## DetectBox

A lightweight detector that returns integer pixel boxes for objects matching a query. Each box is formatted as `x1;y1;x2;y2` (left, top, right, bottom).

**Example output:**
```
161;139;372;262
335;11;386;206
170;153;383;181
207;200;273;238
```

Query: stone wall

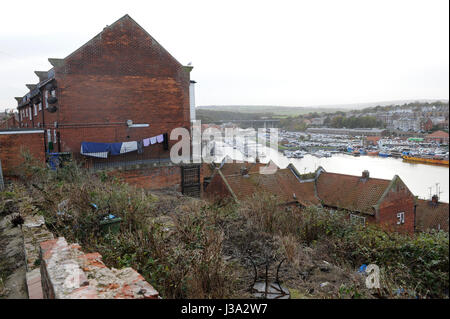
39;237;159;299
20;214;159;299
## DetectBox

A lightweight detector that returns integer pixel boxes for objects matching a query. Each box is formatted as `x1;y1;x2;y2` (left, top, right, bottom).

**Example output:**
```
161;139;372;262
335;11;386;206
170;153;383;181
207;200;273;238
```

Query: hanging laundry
137;140;143;154
120;141;138;154
81;142;110;158
150;136;157;144
109;143;123;156
156;134;164;143
163;133;169;150
143;138;150;147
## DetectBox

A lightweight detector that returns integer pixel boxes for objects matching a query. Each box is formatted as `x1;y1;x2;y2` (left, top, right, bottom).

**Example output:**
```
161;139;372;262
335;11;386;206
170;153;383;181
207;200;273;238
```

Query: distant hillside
197;99;449;116
197;105;351;117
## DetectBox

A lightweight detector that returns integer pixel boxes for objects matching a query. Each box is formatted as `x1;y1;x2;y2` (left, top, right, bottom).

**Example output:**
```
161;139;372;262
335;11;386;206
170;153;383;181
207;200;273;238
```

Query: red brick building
315;169;416;234
0;112;19;129
205;164;421;234
425;131;449;144
204;162;320;207
14;15;193;165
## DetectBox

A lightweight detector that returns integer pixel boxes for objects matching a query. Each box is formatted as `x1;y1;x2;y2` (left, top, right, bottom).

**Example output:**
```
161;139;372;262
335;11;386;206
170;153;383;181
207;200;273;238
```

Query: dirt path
0;214;27;299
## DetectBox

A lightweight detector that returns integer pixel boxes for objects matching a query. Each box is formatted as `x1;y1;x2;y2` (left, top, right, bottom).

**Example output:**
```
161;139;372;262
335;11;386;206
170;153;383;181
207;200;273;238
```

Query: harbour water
215;142;450;203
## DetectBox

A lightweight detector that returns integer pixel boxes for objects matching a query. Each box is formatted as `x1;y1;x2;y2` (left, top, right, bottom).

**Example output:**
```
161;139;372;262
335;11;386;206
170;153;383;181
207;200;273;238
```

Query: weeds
1;154;448;299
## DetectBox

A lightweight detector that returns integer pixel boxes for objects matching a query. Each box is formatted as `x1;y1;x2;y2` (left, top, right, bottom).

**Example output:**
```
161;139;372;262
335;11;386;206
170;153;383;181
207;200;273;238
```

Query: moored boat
402;155;449;166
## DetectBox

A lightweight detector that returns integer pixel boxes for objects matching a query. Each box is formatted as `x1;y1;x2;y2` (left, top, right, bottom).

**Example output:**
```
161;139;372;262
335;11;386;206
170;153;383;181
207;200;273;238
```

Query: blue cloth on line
81;142;110;153
110;143;123;155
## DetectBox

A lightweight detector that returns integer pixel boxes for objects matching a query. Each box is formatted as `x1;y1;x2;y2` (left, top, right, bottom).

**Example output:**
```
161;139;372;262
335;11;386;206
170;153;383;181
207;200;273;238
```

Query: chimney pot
362;170;370;179
431;195;439;205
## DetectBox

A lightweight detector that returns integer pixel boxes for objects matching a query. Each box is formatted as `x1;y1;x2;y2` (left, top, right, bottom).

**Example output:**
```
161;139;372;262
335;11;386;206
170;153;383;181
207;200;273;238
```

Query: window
51;90;56;97
29;107;32;120
34;104;37;116
53;130;57;144
350;214;366;226
38;102;42;111
45;90;48;108
397;212;405;225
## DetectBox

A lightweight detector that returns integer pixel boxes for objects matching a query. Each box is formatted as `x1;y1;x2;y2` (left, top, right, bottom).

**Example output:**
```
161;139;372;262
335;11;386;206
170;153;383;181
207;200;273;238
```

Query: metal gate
181;164;201;197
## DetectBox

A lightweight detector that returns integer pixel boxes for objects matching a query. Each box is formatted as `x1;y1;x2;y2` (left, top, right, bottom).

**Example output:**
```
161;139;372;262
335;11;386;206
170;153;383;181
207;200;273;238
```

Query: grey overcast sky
0;0;448;112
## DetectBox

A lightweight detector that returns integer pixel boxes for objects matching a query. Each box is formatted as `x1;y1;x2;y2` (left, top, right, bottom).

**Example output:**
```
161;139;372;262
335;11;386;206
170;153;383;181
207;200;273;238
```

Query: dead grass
1;155;447;299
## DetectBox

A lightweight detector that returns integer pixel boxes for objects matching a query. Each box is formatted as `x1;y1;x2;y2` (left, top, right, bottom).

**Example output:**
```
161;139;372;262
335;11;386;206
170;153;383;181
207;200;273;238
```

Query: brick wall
0;130;45;176
377;178;416;234
109;164;182;191
16;15;191;160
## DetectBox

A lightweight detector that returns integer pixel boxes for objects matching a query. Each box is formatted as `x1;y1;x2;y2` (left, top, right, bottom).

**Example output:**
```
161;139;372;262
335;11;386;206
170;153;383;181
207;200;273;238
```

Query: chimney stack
362;170;370;179
240;166;249;177
431;195;439;205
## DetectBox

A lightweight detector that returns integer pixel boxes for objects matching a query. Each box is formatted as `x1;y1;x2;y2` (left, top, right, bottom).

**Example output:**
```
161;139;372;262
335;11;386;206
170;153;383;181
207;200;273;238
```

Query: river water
215;142;450;203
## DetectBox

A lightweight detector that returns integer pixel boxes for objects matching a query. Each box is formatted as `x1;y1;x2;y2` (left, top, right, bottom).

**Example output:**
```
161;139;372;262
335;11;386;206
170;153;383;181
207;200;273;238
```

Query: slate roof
415;199;449;232
316;171;392;215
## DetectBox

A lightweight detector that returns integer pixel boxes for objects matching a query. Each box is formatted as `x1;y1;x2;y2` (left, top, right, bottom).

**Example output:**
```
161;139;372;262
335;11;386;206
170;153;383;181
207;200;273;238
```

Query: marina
214;135;450;203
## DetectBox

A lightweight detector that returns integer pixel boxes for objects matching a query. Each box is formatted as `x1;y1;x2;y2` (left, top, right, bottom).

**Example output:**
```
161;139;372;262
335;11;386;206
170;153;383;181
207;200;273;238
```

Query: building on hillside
204;162;320;207
0;112;19;129
425;131;449;144
205;163;426;234
392;117;421;132
306;127;387;136
310;117;325;126
315;169;416;234
415;195;449;232
421;118;433;132
14;14;194;168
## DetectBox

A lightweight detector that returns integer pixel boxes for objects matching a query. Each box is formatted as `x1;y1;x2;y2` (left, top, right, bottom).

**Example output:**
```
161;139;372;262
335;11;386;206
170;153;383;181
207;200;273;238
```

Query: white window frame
350;214;366;226
38;102;42;111
53;129;57;144
397;212;405;225
29;107;32;120
45;90;49;108
34;104;37;116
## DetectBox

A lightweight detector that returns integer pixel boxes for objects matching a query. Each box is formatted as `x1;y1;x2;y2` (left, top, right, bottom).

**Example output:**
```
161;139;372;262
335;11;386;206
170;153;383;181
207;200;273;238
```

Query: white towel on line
120;141;138;154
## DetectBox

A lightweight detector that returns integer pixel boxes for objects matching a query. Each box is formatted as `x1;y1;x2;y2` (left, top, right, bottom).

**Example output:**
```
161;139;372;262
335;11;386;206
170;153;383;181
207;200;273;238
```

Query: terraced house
204;162;447;234
14;14;195;167
2;14;202;193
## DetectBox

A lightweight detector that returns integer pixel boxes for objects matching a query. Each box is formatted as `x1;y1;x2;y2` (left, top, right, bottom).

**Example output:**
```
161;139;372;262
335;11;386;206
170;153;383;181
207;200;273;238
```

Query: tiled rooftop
316;171;391;215
415;199;449;232
224;168;320;206
426;130;449;138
